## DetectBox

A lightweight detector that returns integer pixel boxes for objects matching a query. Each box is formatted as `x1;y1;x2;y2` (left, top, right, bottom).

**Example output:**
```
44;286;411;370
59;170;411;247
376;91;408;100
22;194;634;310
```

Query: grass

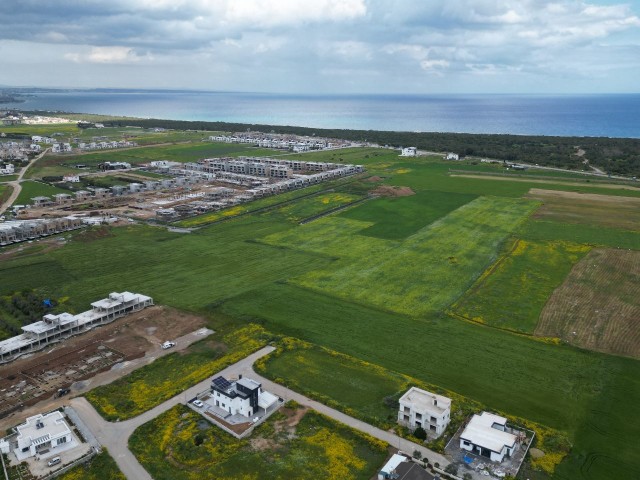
450;239;591;333
257;339;570;473
129;404;388;480
262;196;538;316
339;190;477;240
56;449;125;480
220;282;640;479
0;184;12;206
0;175;19;182
13;180;71;205
86;324;270;420
518;219;640;250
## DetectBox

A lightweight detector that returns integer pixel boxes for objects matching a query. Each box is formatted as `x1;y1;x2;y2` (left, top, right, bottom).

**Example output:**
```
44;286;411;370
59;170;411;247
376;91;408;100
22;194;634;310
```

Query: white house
63;175;81;183
459;412;518;463
378;454;434;480
400;147;417;157
398;387;451;437
445;152;460;160
11;411;76;461
210;376;279;418
0;163;15;174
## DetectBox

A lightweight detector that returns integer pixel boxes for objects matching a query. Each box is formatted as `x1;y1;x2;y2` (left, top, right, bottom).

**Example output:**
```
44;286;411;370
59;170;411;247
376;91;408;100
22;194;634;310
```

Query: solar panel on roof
212;376;231;390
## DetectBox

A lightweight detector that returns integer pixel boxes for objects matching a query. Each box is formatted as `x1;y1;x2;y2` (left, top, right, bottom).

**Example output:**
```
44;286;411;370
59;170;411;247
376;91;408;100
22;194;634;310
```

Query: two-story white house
398;387;451;437
459;412;518;463
210;375;278;418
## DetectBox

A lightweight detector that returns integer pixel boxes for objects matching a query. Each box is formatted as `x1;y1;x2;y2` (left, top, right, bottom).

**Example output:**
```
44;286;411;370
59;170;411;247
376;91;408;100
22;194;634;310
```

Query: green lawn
263;196;538;316
13;180;71;205
129;404;388;480
451;238;591;333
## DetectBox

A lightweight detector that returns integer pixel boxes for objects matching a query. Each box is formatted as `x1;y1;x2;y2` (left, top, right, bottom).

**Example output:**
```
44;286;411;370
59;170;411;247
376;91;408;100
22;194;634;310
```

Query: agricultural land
1;119;639;480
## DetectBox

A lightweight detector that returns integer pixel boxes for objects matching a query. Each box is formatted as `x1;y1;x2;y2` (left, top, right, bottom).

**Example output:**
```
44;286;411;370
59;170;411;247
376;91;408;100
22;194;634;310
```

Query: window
415;413;422;420
430;416;437;423
463;441;470;446
57;437;67;445
404;407;410;414
404;415;410;421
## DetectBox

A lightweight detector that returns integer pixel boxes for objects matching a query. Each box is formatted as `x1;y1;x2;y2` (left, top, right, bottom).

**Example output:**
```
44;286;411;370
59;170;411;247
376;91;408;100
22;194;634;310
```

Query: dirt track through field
536;249;640;359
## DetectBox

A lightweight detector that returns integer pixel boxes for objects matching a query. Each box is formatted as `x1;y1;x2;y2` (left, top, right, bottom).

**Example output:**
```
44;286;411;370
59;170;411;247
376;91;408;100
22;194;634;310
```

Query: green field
13;180;71;205
263;196;537;316
129;404;388;480
451;239;591;332
57;450;125;480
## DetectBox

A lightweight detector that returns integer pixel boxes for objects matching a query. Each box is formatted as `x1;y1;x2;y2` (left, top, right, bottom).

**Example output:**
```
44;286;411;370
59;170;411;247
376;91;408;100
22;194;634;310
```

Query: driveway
0;147;50;215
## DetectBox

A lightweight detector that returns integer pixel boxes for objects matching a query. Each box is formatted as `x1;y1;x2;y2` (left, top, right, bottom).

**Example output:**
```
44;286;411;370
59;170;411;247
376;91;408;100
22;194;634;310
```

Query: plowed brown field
536;248;640;359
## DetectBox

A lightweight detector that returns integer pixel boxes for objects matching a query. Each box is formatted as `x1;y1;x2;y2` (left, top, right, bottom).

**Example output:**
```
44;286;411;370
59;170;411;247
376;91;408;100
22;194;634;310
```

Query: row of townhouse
0;142;30;161
52;143;72;153
31;136;56;144
78;140;137;151
0;216;84;246
0;292;153;364
209;133;350;150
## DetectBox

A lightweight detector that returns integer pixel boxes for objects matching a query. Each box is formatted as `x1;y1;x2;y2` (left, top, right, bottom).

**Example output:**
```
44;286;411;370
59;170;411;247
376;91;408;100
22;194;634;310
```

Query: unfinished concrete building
0;292;154;364
0;217;84;246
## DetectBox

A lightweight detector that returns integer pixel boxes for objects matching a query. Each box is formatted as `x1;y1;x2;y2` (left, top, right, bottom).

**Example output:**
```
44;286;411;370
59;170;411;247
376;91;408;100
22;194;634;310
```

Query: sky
1;0;639;94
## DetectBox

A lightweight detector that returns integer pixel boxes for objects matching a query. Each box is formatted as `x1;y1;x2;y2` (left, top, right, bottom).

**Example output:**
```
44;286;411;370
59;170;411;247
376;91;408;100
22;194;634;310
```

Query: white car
192;399;204;408
161;341;176;349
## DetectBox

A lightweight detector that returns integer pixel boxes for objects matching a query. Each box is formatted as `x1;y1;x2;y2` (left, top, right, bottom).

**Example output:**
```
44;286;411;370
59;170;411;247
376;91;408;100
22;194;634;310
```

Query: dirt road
0;147;50;215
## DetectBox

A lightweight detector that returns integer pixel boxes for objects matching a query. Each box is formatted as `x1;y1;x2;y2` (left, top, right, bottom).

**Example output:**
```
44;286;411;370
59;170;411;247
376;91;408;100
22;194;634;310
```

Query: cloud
65;46;148;64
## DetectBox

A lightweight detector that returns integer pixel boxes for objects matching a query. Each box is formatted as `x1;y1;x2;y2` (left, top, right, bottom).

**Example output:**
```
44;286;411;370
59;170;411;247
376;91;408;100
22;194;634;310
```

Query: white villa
445;152;460;160
400;147;417;157
459;412;518;463
398;387;451;437
0;411;76;461
210;375;279;418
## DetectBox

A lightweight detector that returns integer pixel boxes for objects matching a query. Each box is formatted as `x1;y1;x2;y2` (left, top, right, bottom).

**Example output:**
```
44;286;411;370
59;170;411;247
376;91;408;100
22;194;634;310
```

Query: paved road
68;345;449;479
0;148;50;215
243;367;451;467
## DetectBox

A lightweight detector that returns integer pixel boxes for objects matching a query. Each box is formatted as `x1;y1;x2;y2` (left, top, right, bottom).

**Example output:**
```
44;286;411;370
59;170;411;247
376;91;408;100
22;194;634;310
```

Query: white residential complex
0;292;153;364
398;387;451;437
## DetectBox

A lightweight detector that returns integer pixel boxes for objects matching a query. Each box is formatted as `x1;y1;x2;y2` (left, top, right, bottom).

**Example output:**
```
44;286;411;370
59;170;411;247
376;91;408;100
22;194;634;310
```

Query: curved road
70;345;449;479
0;147;50;215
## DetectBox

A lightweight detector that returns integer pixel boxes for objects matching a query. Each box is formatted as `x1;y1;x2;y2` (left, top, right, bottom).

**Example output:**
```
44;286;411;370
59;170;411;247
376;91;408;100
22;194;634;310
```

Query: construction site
0;306;208;422
13;157;364;223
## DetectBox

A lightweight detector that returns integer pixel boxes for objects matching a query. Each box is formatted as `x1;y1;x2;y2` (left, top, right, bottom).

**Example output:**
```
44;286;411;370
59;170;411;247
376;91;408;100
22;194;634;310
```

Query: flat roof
460;412;516;453
16;411;70;443
380;454;406;474
399;387;451;415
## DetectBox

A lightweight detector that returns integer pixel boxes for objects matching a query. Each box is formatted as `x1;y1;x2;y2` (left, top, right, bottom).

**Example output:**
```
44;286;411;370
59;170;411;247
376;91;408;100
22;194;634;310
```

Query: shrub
444;463;458;475
414;426;427;440
412;449;422;460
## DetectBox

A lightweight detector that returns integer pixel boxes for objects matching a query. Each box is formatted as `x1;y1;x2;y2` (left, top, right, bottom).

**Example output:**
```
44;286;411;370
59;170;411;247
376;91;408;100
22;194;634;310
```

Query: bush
413;449;422;460
444;463;458;475
463;474;472;480
414;426;427;440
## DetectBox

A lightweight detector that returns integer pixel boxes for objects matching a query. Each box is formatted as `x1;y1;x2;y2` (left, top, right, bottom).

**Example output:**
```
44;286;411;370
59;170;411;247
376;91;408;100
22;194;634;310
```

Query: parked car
54;388;71;398
47;457;61;467
192;399;204;408
161;341;176;349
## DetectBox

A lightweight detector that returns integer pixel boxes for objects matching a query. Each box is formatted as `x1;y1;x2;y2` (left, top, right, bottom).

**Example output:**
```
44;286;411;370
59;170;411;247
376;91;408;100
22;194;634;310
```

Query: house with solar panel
210;375;279;418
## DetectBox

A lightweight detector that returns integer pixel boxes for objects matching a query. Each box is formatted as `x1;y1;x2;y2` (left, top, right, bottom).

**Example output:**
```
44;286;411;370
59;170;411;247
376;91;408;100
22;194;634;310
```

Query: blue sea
6;90;640;138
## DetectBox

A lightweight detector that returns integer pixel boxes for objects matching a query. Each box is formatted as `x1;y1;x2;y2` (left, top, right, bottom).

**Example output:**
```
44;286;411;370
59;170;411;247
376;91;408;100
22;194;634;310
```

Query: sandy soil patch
371;185;415;197
536;249;640;359
366;176;383;182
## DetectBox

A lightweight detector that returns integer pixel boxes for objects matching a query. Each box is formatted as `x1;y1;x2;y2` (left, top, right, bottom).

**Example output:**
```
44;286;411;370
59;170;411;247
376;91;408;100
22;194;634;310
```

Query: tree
413;449;422;460
463;474;472;480
414;426;427;440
